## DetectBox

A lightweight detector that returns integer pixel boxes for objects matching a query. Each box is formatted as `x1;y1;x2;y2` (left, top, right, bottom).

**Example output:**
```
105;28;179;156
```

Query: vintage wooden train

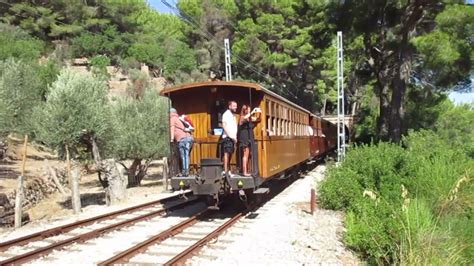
161;81;337;206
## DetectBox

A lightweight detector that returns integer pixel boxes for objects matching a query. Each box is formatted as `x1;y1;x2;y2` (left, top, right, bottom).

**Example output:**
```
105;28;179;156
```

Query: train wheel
204;194;218;209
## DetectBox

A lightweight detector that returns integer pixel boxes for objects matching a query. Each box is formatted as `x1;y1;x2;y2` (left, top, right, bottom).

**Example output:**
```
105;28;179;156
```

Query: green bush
434;102;474;158
319;167;363;210
71;25;130;58
319;132;473;264
320;142;408;210
90;55;111;79
36;59;61;99
107;89;168;160
345;200;403;264
0;59;43;136
0;24;44;60
106;89;169;187
33;69;110;152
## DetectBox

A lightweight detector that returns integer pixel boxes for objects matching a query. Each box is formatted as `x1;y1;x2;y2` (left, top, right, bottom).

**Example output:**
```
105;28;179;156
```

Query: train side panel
260;95;311;178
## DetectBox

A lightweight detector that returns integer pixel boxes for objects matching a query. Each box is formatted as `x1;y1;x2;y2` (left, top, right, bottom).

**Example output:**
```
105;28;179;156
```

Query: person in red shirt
170;108;193;176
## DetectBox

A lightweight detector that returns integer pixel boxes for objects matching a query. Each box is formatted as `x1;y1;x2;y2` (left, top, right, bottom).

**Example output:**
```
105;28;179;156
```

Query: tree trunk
89;135;127;205
127;159;141;187
102;159;127;206
389;66;408;142
321;98;327;116
376;80;391;141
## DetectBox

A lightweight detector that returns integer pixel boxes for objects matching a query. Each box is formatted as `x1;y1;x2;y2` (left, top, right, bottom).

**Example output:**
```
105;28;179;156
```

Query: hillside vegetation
0;1;472;260
320;103;473;264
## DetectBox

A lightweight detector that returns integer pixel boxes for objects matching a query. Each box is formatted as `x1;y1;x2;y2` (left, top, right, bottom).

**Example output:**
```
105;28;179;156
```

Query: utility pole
336;31;346;163
224;38;232;81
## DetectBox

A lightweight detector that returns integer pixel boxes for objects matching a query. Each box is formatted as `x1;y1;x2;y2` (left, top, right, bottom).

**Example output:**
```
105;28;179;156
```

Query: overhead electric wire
162;0;300;100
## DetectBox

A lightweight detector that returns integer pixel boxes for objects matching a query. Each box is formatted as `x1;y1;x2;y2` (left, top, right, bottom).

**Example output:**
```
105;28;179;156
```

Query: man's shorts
222;137;235;154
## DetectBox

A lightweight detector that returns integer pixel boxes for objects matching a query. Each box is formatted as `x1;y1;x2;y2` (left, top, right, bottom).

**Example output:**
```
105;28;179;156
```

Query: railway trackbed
99;179;294;265
0;192;199;265
0;173;301;265
98;207;244;265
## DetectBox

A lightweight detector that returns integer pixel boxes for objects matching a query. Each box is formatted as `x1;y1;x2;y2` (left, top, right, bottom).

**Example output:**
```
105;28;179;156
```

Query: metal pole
224;38;232;81
336;31;346;163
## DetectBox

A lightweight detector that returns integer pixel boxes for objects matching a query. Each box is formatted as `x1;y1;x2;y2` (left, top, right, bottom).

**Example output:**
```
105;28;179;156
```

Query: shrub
106;89;169;187
319;132;472;264
33;69;110;152
71;25;131;58
320;142;408;210
0;59;43;136
0;24;44;60
319;167;363;210
345;200;403;264
36;59;61;99
434;102;474;158
90;55;111;79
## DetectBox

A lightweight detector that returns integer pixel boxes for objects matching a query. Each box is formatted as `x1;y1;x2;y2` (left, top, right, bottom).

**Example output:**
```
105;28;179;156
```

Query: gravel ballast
189;165;360;265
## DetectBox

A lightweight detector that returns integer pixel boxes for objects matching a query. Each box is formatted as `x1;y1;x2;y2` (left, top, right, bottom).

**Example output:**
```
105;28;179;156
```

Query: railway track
1;168;307;265
99;178;295;265
0;192;199;265
98;208;244;265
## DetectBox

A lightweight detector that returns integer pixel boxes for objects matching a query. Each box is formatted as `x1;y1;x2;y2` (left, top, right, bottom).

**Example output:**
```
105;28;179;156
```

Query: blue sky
148;0;175;14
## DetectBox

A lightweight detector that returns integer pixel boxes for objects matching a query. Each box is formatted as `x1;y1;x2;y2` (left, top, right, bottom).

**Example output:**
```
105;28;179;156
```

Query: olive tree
34;69;127;205
0;59;44;159
0;59;43;136
108;89;169;187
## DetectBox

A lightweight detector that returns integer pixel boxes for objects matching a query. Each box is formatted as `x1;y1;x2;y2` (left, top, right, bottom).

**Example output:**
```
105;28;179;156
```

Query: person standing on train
170;108;193;177
222;101;238;177
238;105;260;176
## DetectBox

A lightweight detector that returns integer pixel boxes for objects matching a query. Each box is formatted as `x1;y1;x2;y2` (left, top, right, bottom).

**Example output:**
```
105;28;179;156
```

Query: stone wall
0;166;68;227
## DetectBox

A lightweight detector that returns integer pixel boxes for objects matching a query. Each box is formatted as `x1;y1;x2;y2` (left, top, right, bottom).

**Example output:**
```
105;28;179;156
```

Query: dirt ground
0;136;168;235
0;136;58;194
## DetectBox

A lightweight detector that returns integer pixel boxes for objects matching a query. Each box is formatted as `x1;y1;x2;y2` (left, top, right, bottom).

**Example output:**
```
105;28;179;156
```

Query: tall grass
319;130;473;264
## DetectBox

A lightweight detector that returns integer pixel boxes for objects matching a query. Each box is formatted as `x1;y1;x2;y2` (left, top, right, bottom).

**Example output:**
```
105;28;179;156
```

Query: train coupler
179;188;188;201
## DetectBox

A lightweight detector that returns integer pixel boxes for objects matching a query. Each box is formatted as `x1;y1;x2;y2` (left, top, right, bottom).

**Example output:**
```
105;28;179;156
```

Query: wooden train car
160;81;337;204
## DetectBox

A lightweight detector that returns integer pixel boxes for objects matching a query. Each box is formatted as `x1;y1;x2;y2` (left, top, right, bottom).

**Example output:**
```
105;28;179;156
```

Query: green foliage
89;55;111;79
0;24;44;60
34;69;110;151
319;130;473;264
71;25;131;58
127;40;164;67
434;102;474;157
318;167;363;210
0;59;43;136
353;83;379;143
412;4;473;87
163;40;196;76
36;59;61;98
107;90;169;160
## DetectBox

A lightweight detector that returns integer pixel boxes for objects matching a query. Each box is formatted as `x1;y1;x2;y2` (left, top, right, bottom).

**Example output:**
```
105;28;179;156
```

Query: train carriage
160;81;336;205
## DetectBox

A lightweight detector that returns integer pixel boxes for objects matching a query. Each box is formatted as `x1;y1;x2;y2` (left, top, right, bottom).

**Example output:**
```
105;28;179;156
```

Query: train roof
160;80;313;114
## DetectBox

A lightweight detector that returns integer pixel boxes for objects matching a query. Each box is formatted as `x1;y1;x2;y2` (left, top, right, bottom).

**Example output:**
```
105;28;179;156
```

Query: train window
272;117;276;135
267;116;272;136
277;118;282;136
210;98;227;133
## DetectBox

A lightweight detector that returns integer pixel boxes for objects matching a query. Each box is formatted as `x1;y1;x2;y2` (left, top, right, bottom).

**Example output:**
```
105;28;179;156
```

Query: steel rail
164;211;244;265
0;196;198;265
98;209;212;265
0;192;192;252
